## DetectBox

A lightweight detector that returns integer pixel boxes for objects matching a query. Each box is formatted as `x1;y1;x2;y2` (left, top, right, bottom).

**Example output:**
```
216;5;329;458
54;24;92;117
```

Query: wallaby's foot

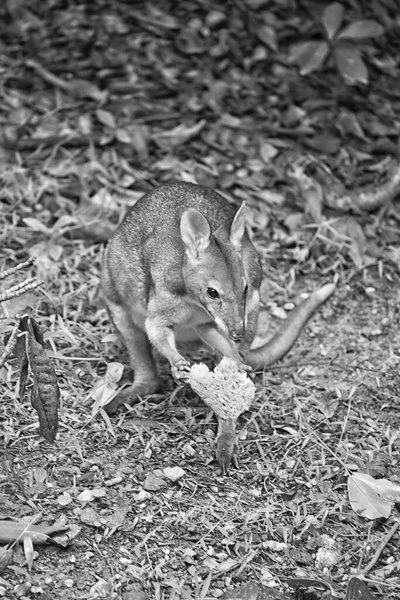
171;358;191;383
104;381;162;414
216;432;240;475
103;386;137;414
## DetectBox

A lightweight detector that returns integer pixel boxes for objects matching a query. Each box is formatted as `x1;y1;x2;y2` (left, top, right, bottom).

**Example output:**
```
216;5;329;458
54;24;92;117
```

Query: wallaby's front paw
238;362;255;380
171;358;191;383
238;362;252;373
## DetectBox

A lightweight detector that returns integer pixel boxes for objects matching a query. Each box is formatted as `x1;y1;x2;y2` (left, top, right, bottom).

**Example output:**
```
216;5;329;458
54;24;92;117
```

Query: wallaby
101;182;335;470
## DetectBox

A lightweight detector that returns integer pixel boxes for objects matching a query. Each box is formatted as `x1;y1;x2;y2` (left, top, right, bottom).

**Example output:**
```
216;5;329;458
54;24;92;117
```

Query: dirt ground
1;2;400;599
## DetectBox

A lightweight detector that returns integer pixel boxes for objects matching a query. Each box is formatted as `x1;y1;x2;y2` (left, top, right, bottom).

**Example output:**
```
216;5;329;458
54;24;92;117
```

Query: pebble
80;461;92;472
283;302;295;311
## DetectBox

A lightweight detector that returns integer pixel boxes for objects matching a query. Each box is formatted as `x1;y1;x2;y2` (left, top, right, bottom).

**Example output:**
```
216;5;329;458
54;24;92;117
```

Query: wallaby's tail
247;282;336;370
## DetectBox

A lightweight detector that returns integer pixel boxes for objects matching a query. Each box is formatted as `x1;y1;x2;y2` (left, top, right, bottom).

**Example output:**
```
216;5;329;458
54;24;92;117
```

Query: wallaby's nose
229;328;244;343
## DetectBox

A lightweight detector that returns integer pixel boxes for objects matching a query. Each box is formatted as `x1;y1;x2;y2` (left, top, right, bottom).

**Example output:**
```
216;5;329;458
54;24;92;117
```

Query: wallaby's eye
207;288;220;299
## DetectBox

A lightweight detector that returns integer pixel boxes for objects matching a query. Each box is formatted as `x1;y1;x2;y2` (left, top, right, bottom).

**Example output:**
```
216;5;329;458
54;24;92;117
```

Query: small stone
163;467;186;482
80;461;92;472
283;302;295;311
143;473;166;492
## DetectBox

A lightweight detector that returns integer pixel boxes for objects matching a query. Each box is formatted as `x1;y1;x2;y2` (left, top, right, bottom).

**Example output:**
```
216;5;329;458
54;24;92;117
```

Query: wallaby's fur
101;182;335;470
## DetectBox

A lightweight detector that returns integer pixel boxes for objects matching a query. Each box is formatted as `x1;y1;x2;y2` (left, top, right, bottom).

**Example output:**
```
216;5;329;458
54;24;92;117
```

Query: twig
1;134;94;151
26;59;71;92
361;520;400;576
0;257;35;281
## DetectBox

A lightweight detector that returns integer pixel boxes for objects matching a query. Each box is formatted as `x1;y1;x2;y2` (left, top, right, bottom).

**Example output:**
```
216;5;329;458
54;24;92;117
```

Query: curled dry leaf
13;315;60;441
288;159;400;213
90;361;125;415
153;120;206;150
25;322;60;441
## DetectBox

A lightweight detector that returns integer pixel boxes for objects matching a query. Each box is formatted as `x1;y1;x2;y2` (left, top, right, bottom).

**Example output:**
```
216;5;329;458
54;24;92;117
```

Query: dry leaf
16;316;60;441
23;533;34;572
348;472;400;519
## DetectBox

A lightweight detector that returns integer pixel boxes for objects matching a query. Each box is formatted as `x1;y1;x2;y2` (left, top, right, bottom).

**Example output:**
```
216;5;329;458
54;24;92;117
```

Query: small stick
361;520;400;576
0;257;35;281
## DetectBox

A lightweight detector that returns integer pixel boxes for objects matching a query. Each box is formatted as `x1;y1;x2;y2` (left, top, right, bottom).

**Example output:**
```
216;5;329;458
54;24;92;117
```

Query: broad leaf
353;473;400;498
289;41;329;75
347;472;400;519
338;20;384;40
322;2;344;40
334;46;368;84
346;577;378;600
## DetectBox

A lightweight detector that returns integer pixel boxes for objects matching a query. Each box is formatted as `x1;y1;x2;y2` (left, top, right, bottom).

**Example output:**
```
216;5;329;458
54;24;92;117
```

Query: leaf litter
0;1;400;599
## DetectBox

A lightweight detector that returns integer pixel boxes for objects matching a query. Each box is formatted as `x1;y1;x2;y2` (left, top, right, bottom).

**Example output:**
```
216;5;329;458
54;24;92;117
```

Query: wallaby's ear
180;209;211;258
230;202;246;247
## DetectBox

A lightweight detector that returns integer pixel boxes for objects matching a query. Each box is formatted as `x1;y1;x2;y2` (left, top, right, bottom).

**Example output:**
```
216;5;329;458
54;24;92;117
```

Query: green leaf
255;24;278;51
115;127;132;144
337;20;384;40
289;41;329;75
334;45;368;84
322;2;344;40
96;108;116;129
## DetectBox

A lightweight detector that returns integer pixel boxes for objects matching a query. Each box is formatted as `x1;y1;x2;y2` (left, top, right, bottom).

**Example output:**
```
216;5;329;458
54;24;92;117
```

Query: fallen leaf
153;120;206;150
90;362;125;415
96;109;116;129
348;472;400;519
345;576;378;600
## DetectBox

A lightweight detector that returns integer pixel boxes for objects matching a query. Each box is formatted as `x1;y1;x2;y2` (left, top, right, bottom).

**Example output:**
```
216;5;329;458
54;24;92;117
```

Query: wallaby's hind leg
104;300;162;413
